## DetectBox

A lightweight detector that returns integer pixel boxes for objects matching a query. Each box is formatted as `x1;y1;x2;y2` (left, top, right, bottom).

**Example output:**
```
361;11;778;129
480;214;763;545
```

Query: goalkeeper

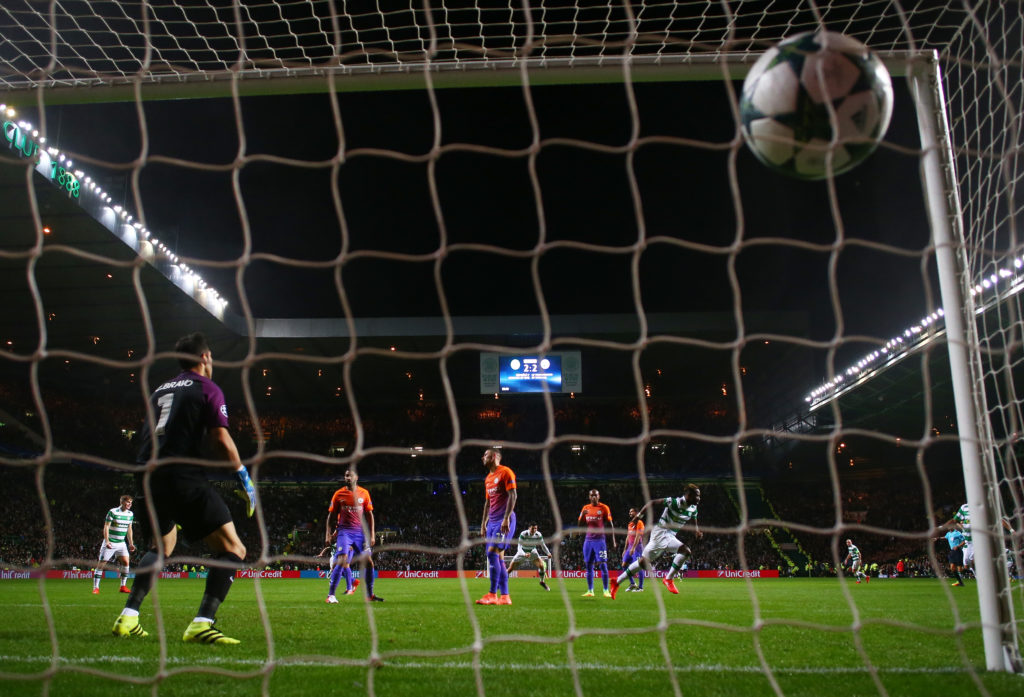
505;524;551;591
111;332;256;646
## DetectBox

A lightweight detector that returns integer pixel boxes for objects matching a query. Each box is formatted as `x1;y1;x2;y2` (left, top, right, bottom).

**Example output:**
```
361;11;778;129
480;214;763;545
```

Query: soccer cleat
581;590;595;597
352;579;361;590
497;595;512;605
865;576;870;584
182;620;240;645
326;595;339;604
91;587;100;595
539;580;550;591
662;578;679;595
112;614;148;638
344;588;355;595
603;589;612;598
855;580;861;584
369;595;385;602
119;585;130;594
475;593;498;605
952;581;963;587
609;578;620;600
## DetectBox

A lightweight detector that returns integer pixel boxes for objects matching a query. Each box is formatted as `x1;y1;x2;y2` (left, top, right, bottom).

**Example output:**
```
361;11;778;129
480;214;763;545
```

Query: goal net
0;1;1022;695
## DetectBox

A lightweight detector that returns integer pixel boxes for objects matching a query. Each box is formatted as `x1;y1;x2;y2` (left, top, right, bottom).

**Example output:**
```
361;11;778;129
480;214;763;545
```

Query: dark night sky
37;72;934;358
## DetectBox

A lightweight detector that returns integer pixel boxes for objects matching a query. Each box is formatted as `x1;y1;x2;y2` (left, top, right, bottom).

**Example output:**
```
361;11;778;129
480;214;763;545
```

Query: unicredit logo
397;570;439;578
716;570;761;578
238;570;282;579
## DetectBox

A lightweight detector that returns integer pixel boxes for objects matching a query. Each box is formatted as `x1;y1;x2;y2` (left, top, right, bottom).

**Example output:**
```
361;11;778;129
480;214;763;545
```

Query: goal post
910;53;1022;673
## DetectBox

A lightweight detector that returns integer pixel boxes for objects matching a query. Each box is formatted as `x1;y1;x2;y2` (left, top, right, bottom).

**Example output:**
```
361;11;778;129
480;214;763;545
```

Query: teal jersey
657;497;698;530
105;507;133;544
944;529;965;550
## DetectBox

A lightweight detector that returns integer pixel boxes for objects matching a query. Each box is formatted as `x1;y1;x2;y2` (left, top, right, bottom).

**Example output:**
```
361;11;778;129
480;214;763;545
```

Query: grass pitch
0;576;1022;697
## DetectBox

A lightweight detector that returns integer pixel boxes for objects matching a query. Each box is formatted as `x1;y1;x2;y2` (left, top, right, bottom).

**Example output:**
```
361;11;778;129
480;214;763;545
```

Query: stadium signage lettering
2;121;80;198
395;570;440;578
3;120;37;159
715;570;764;578
234;569;301;579
0;570;33;579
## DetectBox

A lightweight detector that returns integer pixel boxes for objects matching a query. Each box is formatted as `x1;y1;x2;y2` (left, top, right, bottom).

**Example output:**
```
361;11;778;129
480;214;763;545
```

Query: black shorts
948;548;964;566
135;470;232;544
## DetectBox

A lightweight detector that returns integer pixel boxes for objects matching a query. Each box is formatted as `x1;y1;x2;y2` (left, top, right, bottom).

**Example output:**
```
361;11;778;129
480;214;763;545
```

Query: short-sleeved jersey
945;529;966;551
105;507;134;543
135;371;229;472
484;465;517;524
625;519;645;551
579;503;613;540
656;497;698;530
847;544;861;562
516;530;550;556
328;486;373;531
954;504;972;541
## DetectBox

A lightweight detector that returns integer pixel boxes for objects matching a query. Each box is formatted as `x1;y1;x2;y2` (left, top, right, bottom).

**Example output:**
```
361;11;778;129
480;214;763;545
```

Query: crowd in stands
0;458;994;581
1;376;1017;581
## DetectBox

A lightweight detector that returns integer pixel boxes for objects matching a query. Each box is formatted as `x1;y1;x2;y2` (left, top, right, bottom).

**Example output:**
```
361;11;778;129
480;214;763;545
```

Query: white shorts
963;541;974;564
508;550;543;567
642;526;684;562
97;540;130;563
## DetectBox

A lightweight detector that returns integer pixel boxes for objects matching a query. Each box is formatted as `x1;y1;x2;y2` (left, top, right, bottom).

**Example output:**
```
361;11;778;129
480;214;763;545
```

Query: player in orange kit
577;489;616;597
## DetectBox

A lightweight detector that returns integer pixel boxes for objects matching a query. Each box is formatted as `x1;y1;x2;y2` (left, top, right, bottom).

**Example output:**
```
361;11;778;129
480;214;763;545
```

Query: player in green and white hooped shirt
610;484;702;599
505;524;552;590
93;495;136;593
843;539;868;583
944;503;1015;571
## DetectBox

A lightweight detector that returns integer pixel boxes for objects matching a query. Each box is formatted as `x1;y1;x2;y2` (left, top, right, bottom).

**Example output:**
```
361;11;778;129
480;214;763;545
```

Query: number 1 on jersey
154;393;174;435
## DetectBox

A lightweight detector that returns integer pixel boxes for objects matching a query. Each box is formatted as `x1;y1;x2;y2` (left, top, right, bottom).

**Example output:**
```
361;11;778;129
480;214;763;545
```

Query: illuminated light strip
1;103;230;319
803;255;1024;409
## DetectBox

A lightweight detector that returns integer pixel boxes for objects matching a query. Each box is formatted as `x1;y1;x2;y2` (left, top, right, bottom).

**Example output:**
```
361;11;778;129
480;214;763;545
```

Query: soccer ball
739;31;894;180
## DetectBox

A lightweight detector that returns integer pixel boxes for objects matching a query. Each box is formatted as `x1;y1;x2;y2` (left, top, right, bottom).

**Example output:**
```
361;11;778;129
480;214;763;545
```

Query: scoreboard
480;351;582;394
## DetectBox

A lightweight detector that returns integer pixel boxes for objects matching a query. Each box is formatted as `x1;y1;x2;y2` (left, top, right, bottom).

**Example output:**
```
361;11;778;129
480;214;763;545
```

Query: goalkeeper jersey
105;507;133;544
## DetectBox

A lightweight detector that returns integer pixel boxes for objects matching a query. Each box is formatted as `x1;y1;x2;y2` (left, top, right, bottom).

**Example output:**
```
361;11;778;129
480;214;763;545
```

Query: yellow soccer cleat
112;614;148;638
182;620;240;645
581;590;595;597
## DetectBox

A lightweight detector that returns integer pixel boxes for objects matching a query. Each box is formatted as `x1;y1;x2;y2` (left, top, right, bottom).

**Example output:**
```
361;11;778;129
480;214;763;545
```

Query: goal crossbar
0;51;926;106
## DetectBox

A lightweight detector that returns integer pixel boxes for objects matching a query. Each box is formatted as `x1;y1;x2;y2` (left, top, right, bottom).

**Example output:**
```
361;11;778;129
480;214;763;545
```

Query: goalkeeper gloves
235;465;257;517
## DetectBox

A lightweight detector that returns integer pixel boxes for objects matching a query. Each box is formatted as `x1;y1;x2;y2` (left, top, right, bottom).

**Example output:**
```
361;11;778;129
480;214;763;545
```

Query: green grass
1;577;1022;696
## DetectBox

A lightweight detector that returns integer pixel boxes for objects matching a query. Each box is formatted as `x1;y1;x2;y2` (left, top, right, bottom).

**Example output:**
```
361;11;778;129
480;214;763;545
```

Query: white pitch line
0;655;994;676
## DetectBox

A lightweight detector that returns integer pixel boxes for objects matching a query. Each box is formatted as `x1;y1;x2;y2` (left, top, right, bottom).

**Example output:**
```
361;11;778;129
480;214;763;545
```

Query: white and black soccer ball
739;31;893;180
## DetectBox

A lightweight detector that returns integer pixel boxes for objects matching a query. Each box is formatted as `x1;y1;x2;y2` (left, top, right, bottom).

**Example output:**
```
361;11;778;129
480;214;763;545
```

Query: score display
480;351;581;394
499;355;562;393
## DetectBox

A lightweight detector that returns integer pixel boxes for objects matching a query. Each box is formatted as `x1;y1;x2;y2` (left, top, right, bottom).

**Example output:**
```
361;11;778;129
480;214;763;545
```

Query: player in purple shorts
577;489;616;597
325;469;383;603
476;449;517;606
621;507;646;591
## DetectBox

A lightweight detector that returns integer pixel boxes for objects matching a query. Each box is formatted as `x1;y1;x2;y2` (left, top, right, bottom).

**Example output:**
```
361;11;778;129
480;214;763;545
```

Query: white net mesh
0;1;983;91
1;1;1023;696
